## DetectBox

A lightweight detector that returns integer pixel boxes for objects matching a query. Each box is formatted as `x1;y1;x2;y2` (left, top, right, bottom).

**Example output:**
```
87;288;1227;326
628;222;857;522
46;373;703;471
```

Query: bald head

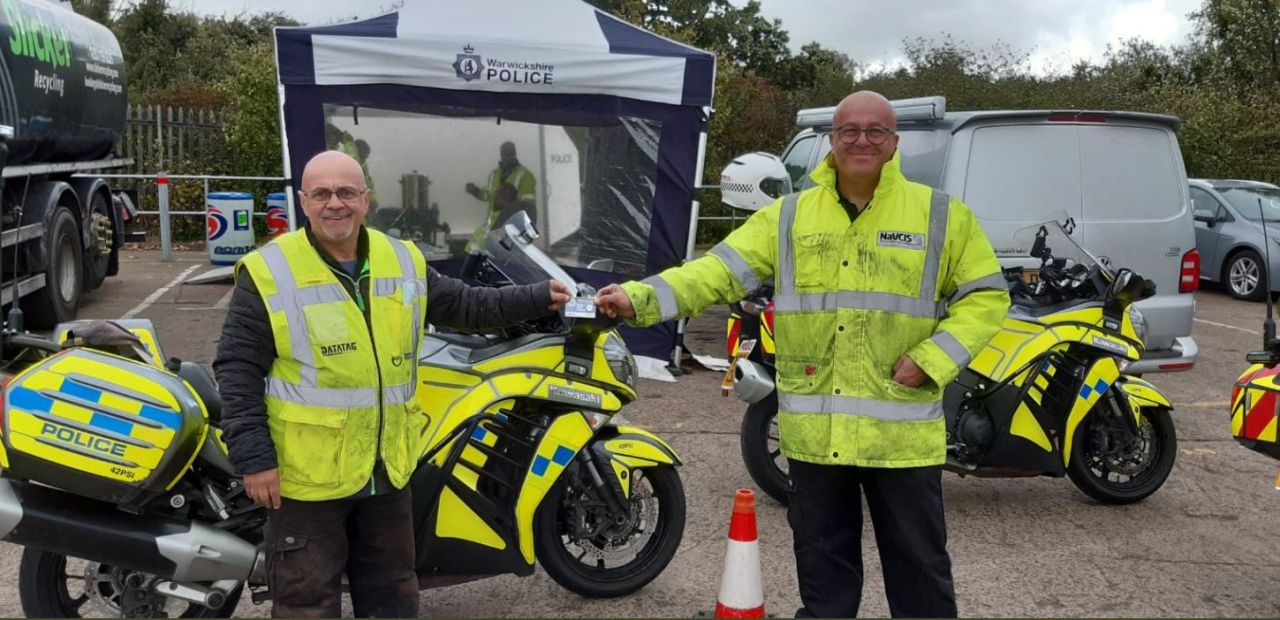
301;150;365;189
833;91;896;130
299;150;369;246
828;90;899;183
500;141;517;166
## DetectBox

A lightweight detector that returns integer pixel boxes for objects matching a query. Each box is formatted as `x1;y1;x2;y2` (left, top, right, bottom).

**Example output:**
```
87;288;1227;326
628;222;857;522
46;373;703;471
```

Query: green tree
1190;0;1280;89
112;0;200;95
71;0;114;26
215;42;283;177
586;0;793;79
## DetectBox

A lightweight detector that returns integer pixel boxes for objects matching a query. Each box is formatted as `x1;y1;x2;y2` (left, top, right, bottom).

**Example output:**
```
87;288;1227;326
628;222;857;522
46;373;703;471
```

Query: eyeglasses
832;126;895;146
303;186;367;203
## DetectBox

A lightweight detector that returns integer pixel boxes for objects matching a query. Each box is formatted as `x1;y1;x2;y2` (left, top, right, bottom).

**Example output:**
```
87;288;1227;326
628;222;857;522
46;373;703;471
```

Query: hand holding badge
565;296;598;319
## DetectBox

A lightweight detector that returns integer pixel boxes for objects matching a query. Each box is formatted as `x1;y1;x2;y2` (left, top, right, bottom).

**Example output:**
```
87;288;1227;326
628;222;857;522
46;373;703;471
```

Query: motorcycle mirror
1030;226;1048;258
1109;269;1133;299
1246;349;1280;368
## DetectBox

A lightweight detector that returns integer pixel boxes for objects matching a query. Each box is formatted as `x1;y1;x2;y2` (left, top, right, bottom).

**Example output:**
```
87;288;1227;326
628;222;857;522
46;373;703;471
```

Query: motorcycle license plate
565;297;597;319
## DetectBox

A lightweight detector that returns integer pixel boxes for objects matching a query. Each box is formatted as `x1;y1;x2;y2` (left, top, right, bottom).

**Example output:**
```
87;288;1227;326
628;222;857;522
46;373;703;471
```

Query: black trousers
265;488;418;618
788;459;957;618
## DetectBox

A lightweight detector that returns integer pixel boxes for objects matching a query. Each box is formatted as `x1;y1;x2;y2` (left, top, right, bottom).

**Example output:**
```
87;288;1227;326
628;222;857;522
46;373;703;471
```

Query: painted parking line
1194;318;1261;336
179;286;235;311
120;265;201;320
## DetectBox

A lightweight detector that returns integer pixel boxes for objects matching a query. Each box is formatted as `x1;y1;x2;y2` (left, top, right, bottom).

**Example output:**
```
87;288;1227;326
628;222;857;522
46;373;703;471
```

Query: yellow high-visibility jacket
622;152;1009;467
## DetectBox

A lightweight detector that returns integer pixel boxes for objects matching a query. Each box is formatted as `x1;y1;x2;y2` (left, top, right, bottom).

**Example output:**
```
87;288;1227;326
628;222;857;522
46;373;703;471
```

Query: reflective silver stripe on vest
373;278;399;297
773;290;944;318
266;377;378;408
709;242;760;293
642;275;679;322
776;193;801;296
259;244;319;386
268;283;348;311
387;239;424;403
383;381;415;405
950;272;1007;302
931;330;970;367
918;190;950;302
779;392;943;421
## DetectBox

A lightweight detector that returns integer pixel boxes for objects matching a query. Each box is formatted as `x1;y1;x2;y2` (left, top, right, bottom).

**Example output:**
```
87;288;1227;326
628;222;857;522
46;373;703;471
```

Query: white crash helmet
719;152;792;212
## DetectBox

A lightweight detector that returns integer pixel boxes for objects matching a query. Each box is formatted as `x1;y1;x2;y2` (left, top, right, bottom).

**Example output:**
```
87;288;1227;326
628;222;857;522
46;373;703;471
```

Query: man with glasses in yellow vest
596;91;1010;618
214;151;570;617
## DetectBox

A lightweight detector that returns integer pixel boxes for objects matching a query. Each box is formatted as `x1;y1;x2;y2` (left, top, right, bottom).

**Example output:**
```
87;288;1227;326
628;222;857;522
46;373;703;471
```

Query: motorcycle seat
178;361;223;424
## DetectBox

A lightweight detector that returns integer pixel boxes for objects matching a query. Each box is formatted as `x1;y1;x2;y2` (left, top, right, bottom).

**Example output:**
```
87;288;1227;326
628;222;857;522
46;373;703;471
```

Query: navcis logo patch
878;231;925;250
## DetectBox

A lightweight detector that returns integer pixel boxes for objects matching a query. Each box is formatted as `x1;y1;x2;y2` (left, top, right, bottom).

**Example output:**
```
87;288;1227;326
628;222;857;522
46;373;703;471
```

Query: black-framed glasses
832;126;895;145
303;186;368;203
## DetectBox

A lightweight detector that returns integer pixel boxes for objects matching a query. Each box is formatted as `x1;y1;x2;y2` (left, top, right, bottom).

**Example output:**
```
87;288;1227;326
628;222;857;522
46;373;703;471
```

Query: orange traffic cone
714;489;765;618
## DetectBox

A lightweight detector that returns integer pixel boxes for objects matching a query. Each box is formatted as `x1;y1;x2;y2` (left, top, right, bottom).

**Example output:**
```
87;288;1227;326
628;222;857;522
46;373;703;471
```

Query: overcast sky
174;0;1204;74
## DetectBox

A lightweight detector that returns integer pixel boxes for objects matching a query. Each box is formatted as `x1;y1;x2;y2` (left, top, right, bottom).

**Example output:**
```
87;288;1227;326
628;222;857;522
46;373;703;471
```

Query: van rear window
962;123;1184;222
964;125;1082;222
1078;125;1185;221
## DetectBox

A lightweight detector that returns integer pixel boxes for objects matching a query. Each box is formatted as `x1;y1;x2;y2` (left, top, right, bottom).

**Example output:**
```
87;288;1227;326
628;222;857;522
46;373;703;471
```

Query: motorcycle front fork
1088;391;1142;455
575;449;630;518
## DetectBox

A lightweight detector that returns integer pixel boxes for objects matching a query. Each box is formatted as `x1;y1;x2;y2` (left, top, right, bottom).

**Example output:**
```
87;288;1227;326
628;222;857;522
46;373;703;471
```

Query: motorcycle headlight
1128;306;1148;345
603;332;637;389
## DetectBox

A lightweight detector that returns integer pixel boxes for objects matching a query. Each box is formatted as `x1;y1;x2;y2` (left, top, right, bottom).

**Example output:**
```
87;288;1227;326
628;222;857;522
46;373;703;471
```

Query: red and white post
714;489;765;618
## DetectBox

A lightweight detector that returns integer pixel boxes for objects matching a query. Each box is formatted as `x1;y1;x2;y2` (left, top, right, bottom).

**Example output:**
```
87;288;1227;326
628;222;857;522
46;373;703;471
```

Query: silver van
773;96;1198;373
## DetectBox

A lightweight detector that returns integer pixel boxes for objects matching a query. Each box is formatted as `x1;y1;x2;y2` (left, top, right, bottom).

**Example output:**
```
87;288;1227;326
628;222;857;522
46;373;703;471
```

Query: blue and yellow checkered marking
531;445;575;477
1079;378;1110;400
6;375;180;465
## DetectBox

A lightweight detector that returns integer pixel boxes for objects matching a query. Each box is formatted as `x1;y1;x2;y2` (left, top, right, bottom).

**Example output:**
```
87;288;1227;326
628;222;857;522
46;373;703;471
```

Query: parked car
740;95;1199;373
1190;178;1280;301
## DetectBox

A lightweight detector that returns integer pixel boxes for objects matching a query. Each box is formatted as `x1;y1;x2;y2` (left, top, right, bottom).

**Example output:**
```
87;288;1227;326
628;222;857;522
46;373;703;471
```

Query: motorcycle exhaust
731;360;775;404
0;478;262;583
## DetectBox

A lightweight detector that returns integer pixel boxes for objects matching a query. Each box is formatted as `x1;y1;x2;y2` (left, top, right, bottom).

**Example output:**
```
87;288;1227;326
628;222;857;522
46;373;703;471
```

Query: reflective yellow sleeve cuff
619;280;661;327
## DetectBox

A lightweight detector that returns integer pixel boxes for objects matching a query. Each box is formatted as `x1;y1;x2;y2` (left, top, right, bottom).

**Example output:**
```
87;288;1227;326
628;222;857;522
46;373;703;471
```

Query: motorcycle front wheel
739;392;790;506
1067;405;1177;504
18;549;243;618
534;464;685;598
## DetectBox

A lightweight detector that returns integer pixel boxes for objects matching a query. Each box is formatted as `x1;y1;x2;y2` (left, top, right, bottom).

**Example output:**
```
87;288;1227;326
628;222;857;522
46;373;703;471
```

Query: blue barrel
206;192;255;265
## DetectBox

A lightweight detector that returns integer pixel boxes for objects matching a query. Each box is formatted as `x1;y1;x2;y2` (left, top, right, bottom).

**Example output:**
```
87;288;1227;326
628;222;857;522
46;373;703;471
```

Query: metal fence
121;104;227;173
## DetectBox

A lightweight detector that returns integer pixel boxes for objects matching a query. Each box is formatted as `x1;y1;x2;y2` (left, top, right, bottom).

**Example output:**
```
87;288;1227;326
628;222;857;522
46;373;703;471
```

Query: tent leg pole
670;127;710;375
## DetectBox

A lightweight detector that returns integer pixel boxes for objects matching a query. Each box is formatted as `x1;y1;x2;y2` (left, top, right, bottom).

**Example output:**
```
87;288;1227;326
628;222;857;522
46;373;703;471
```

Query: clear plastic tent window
324;105;661;277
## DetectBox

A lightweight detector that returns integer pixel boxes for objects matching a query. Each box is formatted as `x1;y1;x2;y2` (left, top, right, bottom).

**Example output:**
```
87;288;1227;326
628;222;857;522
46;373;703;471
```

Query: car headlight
1128;306;1148;344
603;332;637;389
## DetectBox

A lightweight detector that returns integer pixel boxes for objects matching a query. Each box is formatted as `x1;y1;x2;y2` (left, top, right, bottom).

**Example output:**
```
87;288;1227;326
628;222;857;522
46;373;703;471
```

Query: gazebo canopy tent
274;0;716;361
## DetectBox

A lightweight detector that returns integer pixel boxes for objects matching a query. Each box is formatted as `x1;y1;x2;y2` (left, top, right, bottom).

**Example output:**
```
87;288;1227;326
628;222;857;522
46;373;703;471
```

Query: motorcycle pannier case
1;348;207;505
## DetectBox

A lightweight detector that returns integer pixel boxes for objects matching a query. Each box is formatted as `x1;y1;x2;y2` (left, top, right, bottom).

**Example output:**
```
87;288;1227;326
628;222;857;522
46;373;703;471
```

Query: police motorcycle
718;154;1177;506
1230;310;1280;482
0;212;683;617
1229;212;1280;481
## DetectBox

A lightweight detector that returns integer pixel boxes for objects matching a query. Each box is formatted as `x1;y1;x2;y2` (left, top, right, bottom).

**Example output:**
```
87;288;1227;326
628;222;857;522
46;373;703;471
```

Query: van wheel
1225;249;1266;301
